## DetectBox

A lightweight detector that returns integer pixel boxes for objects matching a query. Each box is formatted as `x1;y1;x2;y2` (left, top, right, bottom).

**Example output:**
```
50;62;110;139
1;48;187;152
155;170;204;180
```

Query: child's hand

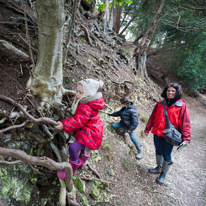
54;121;63;130
128;130;131;133
144;131;149;136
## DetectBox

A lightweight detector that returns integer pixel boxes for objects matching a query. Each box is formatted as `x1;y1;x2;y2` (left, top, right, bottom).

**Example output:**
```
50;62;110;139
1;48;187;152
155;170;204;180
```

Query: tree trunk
112;4;122;33
119;15;136;36
103;0;109;34
109;3;114;29
133;0;165;79
27;0;65;107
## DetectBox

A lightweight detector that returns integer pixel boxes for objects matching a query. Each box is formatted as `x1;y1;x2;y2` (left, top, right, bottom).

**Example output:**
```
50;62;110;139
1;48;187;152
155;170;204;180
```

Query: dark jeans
153;135;173;162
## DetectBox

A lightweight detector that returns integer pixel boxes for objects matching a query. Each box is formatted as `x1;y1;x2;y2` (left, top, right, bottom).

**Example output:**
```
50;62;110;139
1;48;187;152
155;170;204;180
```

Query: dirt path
167;95;206;206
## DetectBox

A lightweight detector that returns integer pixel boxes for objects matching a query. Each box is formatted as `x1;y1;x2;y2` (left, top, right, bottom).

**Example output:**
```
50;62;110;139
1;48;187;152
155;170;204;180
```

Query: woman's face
166;87;176;99
76;84;84;100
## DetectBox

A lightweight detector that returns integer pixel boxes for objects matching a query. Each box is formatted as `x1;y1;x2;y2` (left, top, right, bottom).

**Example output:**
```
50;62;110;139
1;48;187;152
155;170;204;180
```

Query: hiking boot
136;151;143;159
148;155;163;174
156;161;173;185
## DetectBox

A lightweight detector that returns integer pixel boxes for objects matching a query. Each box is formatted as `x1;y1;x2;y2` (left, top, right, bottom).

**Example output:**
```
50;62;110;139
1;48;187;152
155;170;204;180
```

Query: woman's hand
54;121;63;130
128;130;131;133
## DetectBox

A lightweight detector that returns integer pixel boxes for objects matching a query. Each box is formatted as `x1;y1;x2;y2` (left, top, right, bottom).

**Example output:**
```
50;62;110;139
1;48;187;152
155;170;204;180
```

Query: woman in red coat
144;83;191;185
55;79;105;177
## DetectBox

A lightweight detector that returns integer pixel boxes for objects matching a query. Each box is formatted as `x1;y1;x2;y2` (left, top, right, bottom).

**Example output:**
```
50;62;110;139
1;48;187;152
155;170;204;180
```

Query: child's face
121;103;127;107
76;84;84;100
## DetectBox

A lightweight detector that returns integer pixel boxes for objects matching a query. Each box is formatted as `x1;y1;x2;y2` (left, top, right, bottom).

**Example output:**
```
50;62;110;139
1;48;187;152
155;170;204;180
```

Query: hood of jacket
80;92;105;111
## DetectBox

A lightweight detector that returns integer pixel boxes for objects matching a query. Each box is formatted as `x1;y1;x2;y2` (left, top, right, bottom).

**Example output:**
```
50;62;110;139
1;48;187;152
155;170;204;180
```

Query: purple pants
69;141;85;161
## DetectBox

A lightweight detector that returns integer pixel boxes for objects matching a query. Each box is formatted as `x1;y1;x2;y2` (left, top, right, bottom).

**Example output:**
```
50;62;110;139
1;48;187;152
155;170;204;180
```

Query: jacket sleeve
144;103;158;133
109;110;120;117
179;103;191;143
61;104;92;133
128;110;138;131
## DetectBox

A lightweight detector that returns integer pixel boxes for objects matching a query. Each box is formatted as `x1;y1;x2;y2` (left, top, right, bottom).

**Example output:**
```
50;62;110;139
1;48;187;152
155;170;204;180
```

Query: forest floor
0;1;206;206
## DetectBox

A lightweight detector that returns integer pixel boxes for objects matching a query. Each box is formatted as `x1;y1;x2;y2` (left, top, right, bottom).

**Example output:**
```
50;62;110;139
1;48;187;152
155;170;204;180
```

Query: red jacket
62;95;105;150
145;99;191;143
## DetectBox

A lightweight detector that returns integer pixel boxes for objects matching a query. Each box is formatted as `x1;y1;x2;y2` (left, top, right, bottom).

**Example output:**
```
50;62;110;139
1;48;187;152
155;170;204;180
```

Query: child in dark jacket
55;79;105;177
108;97;143;159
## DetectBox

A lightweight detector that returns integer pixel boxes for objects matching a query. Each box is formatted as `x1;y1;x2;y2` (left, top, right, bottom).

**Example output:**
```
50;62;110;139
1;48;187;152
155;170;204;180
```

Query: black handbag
162;100;182;146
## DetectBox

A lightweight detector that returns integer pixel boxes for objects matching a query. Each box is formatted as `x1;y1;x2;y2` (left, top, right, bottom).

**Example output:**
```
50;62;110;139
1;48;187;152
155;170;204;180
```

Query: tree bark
27;0;65;107
112;4;122;33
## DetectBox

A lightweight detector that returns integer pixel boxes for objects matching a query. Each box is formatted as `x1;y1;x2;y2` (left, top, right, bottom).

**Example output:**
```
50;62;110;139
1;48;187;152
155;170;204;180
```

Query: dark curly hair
161;83;183;100
120;96;131;106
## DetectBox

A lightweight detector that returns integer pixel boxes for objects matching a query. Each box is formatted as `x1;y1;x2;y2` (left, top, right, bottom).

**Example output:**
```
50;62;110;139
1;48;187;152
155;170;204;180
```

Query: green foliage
141;115;149;123
107;125;115;133
96;2;106;12
123;159;129;165
123;49;131;57
102;143;112;150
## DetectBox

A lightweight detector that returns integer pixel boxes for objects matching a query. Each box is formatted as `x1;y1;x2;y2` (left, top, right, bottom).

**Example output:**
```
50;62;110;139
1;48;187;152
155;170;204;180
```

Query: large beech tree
27;0;75;108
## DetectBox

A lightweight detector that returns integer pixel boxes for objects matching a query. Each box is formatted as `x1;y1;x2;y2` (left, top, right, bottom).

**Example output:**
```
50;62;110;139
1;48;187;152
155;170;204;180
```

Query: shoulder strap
162;100;171;129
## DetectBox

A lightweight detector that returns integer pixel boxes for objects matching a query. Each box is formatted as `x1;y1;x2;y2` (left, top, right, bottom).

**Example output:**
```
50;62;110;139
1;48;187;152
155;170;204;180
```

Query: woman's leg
153;135;164;156
69;141;85;162
155;136;174;185
162;139;174;162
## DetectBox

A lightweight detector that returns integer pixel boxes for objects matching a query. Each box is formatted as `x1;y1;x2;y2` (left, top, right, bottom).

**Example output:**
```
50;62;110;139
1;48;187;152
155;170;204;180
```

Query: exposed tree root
0;120;29;133
66;191;80;206
81;24;94;47
28;164;54;176
0;147;73;191
0;160;22;165
0;95;58;127
81;176;111;188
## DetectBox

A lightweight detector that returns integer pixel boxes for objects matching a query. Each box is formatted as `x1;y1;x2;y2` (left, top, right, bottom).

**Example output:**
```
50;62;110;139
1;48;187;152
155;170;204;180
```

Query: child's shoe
57;170;67;179
69;159;82;175
79;153;90;167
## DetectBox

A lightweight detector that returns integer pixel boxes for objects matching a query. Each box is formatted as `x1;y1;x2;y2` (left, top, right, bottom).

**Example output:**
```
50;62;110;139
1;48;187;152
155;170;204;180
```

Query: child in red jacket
55;79;105;177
